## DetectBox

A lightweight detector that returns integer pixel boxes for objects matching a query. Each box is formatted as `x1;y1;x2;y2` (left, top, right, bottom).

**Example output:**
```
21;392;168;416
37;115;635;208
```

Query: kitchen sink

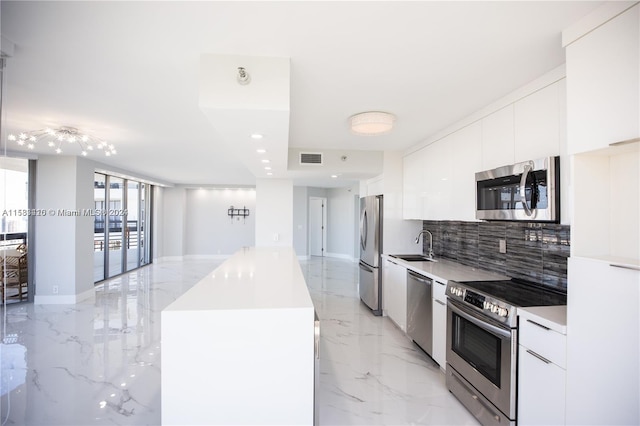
390;254;437;262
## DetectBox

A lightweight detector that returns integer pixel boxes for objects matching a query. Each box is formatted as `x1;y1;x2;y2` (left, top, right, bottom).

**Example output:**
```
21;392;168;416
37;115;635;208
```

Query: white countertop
518;305;567;334
164;246;314;312
383;254;510;283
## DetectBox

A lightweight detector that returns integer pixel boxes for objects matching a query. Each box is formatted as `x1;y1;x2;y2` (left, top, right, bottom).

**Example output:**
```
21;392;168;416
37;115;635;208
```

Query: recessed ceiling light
256;149;267;154
264;166;272;170
331;175;338;178
251;133;263;139
261;159;270;163
267;172;273;176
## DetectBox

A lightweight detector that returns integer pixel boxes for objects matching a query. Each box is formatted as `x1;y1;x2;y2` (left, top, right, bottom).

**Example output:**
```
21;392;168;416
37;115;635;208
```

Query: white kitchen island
161;247;316;425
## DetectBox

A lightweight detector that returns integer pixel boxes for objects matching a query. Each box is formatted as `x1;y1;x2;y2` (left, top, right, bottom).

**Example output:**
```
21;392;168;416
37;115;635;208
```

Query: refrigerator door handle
359;261;373;273
360;210;368;251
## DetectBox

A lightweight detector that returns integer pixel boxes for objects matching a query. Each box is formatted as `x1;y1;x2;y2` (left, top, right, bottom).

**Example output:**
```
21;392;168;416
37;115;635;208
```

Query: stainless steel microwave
475;156;560;222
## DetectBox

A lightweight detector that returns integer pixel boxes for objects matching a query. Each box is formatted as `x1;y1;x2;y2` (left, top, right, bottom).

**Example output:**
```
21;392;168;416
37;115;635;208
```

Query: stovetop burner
460;279;566;307
446;279;566;327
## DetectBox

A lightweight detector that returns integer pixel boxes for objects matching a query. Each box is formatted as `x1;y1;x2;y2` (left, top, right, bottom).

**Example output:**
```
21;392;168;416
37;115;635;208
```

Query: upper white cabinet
448;122;482;221
481;105;514;170
481;80;564;169
407;122;481;222
565;3;640;154
405;75;564;221
514;81;564;163
402;147;425;220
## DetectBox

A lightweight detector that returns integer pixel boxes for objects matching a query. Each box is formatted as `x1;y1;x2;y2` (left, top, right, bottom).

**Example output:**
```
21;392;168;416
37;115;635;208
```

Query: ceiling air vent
299;152;323;165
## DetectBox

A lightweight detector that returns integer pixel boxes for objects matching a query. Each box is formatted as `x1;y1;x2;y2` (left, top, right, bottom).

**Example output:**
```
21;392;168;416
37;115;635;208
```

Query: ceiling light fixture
251;133;263;139
256;149;267;154
350;111;396;135
8;126;116;157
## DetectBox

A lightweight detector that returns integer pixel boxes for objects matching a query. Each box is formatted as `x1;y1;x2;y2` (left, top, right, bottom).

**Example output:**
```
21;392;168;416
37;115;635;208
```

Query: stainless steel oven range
445;279;566;426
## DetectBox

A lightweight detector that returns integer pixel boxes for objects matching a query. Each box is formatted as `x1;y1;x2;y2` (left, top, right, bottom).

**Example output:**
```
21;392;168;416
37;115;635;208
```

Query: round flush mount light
349;111;395;136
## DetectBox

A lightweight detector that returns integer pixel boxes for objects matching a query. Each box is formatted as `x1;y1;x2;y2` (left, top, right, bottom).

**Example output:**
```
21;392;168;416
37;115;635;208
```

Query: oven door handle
448;300;512;339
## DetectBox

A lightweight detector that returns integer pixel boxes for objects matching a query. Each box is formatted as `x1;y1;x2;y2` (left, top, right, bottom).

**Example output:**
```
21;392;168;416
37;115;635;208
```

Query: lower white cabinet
383;257;407;332
566;256;639;425
517;310;567;426
431;280;447;369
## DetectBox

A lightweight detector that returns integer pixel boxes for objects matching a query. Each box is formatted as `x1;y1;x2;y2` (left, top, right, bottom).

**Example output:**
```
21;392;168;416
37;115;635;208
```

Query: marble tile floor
1;256;479;425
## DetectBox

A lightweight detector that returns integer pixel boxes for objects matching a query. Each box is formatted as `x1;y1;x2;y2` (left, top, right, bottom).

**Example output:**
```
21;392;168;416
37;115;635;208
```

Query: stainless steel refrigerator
358;195;383;316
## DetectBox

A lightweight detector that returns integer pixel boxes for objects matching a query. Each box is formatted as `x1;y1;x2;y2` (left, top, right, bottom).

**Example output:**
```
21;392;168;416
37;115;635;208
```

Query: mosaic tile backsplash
421;220;570;292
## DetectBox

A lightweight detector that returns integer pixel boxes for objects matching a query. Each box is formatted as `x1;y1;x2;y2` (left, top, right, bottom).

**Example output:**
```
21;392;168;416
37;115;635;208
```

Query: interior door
309;198;326;257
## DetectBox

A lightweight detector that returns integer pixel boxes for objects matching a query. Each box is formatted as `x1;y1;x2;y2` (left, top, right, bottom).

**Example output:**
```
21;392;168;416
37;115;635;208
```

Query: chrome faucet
415;230;435;259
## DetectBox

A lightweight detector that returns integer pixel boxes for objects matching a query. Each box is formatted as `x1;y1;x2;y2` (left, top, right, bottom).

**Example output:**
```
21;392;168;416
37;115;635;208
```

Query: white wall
152;186;164;260
161;187;187;258
292;186;308;257
185;188;255;256
255;179;293;247
34;155;95;304
326;184;359;260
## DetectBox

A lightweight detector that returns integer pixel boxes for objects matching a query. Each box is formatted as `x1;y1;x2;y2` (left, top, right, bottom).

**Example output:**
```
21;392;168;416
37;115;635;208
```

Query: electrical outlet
52;285;59;294
499;239;507;254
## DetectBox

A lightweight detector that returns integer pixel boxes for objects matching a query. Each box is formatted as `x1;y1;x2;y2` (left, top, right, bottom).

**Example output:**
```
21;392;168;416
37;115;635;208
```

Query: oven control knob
492;305;498;314
450;287;455;295
457;288;464;297
499;308;508;317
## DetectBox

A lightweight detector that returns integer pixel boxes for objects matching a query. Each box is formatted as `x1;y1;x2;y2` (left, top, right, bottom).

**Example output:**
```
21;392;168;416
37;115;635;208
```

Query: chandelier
8;126;117;157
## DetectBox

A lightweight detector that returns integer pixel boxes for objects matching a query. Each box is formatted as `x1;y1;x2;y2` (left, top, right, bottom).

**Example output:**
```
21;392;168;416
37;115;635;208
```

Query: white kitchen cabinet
518;345;566;425
481;104;514;170
421;122;480;222
481;80;564;170
566;256;640;425
514;81;563;163
517;307;567;426
431;279;447;370
383;257;407;332
402;148;425;220
565;3;640;155
448;122;481;221
422;139;450;220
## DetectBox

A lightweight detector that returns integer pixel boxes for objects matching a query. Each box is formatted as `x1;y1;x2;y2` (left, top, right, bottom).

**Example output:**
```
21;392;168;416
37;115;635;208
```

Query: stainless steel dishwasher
407;269;433;356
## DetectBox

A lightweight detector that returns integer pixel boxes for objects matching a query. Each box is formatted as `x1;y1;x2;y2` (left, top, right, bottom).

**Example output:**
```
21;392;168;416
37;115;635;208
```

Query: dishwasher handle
408;270;431;284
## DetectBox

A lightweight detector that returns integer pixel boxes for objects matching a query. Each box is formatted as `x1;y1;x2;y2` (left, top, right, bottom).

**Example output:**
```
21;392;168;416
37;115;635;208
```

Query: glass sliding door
107;176;124;278
140;183;148;266
1;157;30;304
94;173;106;282
93;173;153;283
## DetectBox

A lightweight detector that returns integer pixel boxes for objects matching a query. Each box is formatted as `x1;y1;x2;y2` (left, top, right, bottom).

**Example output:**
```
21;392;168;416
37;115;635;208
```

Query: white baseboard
184;254;230;260
154;256;184;263
325;252;357;262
